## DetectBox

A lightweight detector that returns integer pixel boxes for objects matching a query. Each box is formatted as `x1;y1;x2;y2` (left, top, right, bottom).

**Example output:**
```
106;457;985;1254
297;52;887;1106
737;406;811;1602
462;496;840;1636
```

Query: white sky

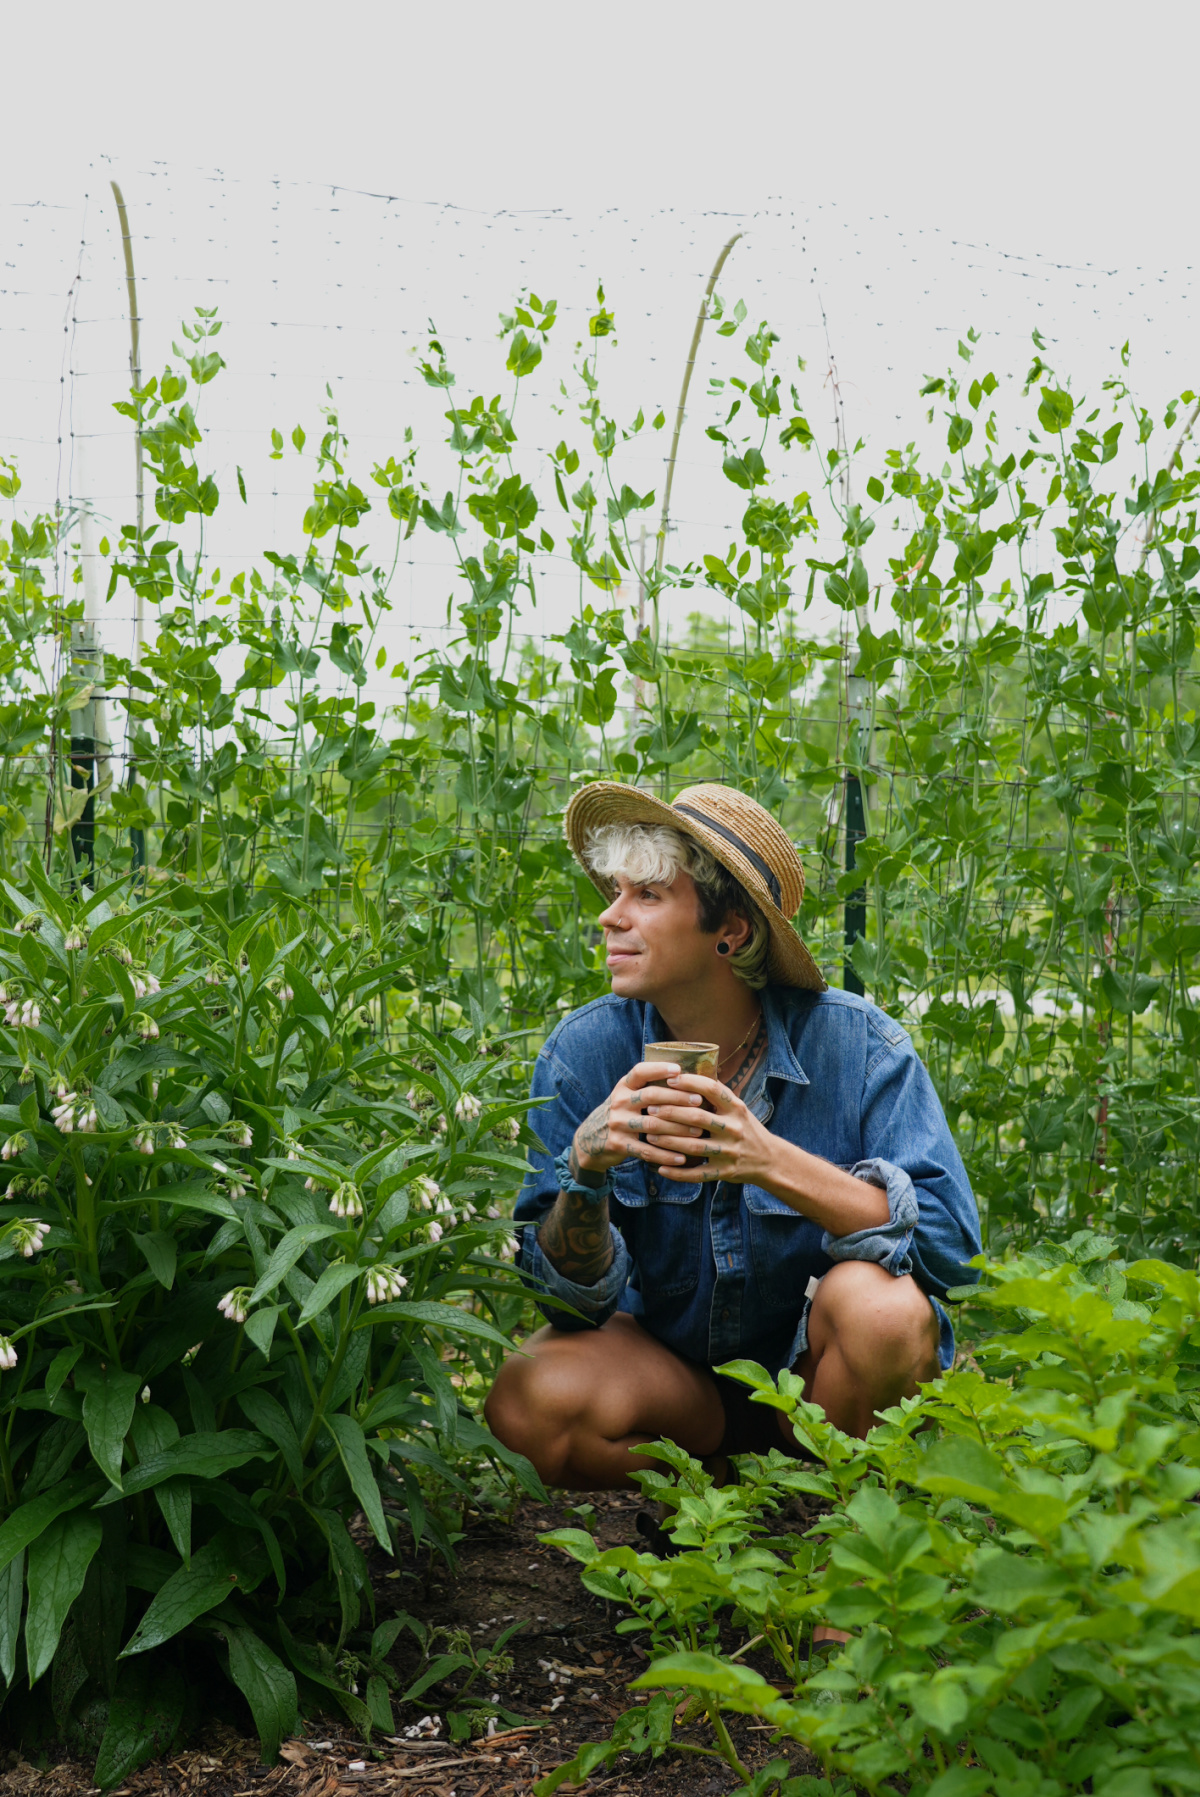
4;0;1198;699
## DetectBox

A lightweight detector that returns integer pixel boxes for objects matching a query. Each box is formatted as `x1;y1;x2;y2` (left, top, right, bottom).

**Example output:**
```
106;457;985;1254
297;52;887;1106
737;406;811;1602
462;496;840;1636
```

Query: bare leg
484;1312;725;1490
786;1260;940;1440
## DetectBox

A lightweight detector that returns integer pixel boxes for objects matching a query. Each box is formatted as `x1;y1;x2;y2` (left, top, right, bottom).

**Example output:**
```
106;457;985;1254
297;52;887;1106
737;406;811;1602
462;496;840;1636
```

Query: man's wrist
569;1142;610;1185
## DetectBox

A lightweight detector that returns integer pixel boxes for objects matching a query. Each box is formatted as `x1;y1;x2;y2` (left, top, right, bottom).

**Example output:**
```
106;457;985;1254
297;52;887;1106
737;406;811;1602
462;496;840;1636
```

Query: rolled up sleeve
513;1044;631;1331
821;1156;918;1276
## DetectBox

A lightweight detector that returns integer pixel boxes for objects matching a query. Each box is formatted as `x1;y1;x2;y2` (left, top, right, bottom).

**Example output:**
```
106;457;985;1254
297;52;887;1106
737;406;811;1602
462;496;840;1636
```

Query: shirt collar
639;986;809;1089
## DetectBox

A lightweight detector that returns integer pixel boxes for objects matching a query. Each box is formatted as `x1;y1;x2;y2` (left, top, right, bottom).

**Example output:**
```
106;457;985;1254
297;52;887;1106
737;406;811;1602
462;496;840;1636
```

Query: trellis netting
2;160;1199;1252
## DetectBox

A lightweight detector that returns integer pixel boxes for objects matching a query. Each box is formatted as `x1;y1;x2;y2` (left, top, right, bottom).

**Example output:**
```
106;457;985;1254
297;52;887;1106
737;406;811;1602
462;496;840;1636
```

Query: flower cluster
224;1120;254;1149
131;1012;159;1040
63;926;87;952
4;1172;50;1202
3;994;40;1029
0;1337;17;1371
329;1181;364;1221
410;1174;441;1210
454;1092;482;1122
217;1288;252;1324
1;1133;29;1162
365;1265;408;1304
51;1089;98;1134
492;1115;520;1143
6;1218;49;1258
131;970;160;1001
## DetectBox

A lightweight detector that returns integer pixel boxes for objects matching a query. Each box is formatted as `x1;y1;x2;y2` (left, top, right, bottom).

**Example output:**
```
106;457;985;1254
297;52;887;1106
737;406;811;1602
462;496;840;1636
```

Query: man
485;781;981;1495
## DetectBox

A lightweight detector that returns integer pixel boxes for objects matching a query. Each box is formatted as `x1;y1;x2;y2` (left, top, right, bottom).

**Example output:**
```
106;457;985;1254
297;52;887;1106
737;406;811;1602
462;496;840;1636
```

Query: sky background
3;0;1198;692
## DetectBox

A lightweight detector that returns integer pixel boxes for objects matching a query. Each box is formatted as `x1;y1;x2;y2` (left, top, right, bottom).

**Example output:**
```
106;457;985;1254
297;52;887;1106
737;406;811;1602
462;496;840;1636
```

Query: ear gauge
716;941;731;956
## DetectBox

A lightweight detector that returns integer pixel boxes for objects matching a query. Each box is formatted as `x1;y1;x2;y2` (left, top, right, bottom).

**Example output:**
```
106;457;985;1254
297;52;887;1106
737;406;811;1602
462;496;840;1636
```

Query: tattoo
567;1141;607;1188
576;1100;612;1164
537;1190;615;1286
727;1020;768;1096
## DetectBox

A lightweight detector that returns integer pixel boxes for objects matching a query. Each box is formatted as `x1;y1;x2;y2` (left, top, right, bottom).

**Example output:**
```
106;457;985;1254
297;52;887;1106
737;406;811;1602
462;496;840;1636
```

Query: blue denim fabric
514;985;981;1375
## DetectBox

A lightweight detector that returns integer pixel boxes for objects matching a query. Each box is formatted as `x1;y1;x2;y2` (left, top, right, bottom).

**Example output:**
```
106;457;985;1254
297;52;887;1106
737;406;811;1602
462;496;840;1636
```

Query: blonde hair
584;822;770;990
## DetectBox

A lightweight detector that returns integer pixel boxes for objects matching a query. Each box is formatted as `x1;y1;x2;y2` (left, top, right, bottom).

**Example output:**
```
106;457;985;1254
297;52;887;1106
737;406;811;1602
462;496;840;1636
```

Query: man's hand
571;1059;707;1175
643;1073;892;1234
641;1073;774;1185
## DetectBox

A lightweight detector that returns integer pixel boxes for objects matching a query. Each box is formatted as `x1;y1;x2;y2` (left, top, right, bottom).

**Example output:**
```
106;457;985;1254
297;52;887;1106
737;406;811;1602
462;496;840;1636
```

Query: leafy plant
540;1235;1200;1795
0;864;540;1784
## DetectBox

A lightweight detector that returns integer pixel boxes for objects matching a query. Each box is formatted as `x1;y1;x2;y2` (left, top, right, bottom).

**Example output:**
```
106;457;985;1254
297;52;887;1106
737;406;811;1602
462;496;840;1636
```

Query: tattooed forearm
575;1100;612;1167
537;1190;615;1286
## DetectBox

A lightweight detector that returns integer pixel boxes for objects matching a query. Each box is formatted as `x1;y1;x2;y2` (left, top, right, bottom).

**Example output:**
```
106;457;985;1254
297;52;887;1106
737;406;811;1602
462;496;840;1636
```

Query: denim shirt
514;985;981;1375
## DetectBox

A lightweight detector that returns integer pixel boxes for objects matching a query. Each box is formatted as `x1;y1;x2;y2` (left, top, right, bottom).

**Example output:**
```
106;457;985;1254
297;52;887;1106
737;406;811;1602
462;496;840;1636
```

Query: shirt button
721;1308;731;1321
647;1179;658;1196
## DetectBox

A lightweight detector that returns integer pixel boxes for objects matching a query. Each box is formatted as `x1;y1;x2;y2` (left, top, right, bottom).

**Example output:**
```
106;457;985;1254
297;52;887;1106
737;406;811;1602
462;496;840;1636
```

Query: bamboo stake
654;231;743;579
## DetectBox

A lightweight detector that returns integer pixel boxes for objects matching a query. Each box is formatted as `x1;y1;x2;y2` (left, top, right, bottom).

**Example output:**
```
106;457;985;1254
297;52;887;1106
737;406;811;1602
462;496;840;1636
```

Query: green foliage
0;870;540;1780
540;1237;1200;1795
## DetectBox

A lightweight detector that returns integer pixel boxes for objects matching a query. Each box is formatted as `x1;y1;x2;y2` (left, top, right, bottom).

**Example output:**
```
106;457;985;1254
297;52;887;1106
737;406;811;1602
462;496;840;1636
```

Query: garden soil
0;1490;823;1797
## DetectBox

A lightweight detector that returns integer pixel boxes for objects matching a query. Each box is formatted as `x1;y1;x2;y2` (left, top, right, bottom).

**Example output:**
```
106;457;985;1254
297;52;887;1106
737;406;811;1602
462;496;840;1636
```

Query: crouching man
485;781;981;1493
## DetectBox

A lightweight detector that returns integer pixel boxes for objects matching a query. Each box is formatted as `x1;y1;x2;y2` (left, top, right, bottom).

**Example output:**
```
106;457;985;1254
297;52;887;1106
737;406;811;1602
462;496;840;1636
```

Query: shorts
713;1368;802;1458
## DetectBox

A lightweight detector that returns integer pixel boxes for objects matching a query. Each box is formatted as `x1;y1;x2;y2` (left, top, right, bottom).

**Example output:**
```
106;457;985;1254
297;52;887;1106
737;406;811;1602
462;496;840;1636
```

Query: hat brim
564;782;827;992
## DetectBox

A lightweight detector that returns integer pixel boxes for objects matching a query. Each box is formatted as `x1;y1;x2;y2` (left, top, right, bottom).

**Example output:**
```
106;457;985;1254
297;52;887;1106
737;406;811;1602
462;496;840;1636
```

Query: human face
597;871;715;1002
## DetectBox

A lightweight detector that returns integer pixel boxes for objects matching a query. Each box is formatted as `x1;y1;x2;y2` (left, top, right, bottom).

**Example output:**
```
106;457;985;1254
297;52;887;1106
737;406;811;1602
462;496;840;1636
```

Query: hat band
672;805;784;910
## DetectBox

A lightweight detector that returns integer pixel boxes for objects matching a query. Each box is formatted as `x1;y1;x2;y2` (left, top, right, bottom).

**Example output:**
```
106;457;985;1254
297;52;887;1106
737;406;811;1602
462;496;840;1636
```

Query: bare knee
483;1335;591;1479
814;1262;939;1382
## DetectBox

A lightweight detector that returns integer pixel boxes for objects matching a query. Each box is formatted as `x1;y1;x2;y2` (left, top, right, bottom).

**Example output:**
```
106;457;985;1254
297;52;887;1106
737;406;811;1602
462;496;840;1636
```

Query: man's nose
598;898;627;929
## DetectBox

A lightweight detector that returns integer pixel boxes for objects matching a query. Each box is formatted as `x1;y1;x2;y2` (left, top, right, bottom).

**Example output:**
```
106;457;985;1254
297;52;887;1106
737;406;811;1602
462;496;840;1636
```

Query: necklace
717;1007;764;1077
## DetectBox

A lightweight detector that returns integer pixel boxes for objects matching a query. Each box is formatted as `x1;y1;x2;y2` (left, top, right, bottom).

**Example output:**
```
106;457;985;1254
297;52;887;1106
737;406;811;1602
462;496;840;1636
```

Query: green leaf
358;1298;516;1352
927;1769;993;1797
0;1550;24;1687
216;1624;299;1762
133;1230;178;1289
1038;387;1074;432
910;1676;970;1737
0;1473;104;1576
297;1259;363;1325
326;1413;391;1551
94;1657;187;1791
401;1650;474;1704
79;1366;143;1488
249;1222;342;1305
238;1389;304;1491
97;1430;273;1501
120;1534;257;1657
914;1437;1067;1539
631;1649;778;1703
24;1508;103;1683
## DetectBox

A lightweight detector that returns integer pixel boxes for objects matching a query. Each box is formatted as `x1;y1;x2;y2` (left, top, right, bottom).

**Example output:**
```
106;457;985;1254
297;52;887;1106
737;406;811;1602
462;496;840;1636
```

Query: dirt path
0;1490;821;1797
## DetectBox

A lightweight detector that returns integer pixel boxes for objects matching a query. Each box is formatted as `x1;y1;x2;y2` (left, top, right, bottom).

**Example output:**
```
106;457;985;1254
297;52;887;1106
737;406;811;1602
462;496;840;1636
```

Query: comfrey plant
0;867;538;1787
541;1234;1200;1797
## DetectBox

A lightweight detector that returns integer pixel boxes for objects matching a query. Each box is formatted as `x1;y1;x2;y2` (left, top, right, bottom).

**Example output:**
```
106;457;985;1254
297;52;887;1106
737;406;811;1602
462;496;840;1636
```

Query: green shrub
0;863;539;1785
542;1236;1200;1796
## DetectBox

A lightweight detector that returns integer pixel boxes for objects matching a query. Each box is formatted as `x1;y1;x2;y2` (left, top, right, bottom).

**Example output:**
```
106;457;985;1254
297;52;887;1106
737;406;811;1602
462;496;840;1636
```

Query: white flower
132;976;146;1000
8;1219;49;1258
1;1134;28;1162
204;965;225;987
211;1160;228;1175
486;1205;501;1220
0;984;8;1004
278;984;294;1005
19;1001;40;1029
3;1004;19;1027
454;1092;482;1122
329;1182;363;1221
434;1195;457;1229
140;1385;151;1403
410;1175;440;1211
493;1116;519;1143
169;1130;187;1151
434;1114;447;1134
63;1278;82;1295
366;1265;408;1304
15;913;43;934
217;1288;251;1324
134;1127;155;1155
133;1012;159;1041
110;943;133;967
428;1220;445;1244
0;1337;17;1372
226;1180;248;1200
227;1121;253;1148
64;928;87;953
284;1139;301;1161
461;1202;476;1220
405;1086;421;1108
150;1079;160;1100
79;1105;99;1134
146;973;161;995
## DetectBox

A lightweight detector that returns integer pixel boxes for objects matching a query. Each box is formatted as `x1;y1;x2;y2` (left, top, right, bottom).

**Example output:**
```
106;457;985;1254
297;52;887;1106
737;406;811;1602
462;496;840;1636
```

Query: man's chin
608;962;656;1000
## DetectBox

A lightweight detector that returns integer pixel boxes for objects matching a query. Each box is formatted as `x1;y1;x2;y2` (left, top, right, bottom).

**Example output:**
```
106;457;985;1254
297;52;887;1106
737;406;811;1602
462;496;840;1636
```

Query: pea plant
0;864;540;1785
541;1235;1200;1797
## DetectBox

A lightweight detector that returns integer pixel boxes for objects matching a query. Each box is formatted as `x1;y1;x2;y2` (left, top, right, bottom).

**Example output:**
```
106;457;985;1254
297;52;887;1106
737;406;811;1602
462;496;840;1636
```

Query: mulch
0;1490;823;1797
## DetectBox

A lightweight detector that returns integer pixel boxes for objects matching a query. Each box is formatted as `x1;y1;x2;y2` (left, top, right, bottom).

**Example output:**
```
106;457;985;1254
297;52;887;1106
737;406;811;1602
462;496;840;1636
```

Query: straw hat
564;781;827;992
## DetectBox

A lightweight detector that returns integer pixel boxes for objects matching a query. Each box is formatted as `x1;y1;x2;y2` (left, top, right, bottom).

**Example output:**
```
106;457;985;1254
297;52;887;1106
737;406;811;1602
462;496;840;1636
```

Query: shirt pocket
622;1194;704;1299
743;1185;828;1314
